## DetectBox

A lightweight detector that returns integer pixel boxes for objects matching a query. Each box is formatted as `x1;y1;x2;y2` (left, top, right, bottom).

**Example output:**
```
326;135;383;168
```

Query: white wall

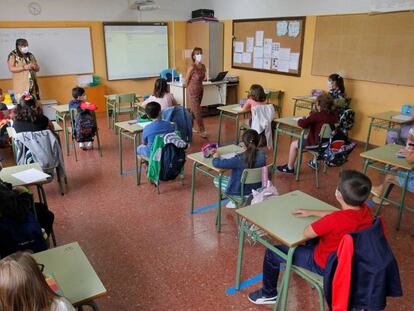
0;0;203;21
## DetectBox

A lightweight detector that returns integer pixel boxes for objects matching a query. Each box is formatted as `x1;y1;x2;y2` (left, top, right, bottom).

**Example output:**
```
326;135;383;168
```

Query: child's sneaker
85;141;93;150
225;201;237;209
79;142;85;149
248;288;277;305
276;164;294;175
307;159;319;170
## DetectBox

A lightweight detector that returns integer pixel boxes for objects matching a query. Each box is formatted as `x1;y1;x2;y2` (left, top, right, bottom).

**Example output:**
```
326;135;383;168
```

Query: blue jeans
262;241;324;297
136;144;150;157
386;123;412;144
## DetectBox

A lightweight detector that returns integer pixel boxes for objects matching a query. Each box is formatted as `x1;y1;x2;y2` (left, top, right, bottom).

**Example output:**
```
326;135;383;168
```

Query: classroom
0;0;413;310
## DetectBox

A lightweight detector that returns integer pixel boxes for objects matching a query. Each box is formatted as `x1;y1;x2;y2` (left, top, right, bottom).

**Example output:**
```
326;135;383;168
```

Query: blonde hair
0;252;58;311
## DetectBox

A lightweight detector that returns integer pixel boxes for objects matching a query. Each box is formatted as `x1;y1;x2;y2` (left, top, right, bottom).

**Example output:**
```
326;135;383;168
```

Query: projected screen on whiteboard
104;23;169;80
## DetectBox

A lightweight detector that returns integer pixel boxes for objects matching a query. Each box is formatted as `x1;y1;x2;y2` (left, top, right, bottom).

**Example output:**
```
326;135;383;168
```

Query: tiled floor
2;112;413;310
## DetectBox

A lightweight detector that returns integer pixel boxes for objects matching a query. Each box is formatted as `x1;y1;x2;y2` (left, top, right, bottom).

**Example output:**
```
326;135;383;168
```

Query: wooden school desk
364;111;413;151
272;116;306;181
361;144;414;230
292;95;316;116
33;242;107;309
235;190;337;311
114;120;149;185
51;104;70;156
188;144;243;232
217;104;250;145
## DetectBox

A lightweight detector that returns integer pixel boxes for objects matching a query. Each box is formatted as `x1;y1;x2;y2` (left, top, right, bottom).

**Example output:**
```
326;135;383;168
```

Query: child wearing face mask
327;73;346;99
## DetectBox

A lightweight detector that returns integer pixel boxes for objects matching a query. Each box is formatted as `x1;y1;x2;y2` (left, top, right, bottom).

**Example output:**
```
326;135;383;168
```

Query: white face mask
20;46;29;54
327;80;333;89
195;54;203;62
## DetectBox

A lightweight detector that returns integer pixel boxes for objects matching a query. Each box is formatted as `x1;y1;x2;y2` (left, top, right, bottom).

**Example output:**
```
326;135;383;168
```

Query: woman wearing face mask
185;47;207;138
7;38;40;100
327;73;345;99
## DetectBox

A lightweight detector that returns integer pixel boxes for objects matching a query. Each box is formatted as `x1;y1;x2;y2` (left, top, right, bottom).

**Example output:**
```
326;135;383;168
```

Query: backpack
159;143;186;181
74;110;97;142
321;128;357;167
338;108;355;131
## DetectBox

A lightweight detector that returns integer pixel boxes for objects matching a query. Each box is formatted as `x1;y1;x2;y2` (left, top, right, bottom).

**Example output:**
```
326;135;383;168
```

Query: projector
129;0;160;10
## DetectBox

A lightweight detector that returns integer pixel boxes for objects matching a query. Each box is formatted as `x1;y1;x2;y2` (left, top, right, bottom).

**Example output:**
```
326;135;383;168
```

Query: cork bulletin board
312;12;414;86
232;17;306;77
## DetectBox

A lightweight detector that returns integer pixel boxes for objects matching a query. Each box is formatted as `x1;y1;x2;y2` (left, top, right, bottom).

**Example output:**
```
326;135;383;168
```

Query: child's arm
292;209;333;218
212;151;239;169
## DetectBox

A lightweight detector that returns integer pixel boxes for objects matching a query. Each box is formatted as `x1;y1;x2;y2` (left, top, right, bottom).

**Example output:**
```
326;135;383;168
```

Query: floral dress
186;64;206;132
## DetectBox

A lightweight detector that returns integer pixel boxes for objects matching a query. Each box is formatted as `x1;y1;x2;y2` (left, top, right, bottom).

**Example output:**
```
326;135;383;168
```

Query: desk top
217;104;246;114
360;144;414;170
51;104;69;114
169;81;228;88
187;144;243;173
292;95;316;103
368;111;413;124
0;163;47;187
275;116;302;128
236;190;337;247
114;120;148;133
33;242;107;305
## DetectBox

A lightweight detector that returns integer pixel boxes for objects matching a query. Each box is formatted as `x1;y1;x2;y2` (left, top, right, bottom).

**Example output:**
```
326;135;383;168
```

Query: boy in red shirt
248;170;373;305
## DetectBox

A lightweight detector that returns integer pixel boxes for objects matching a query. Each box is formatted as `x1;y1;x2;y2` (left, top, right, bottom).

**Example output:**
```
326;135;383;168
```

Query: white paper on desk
253;58;263;69
246;37;254;53
263;58;271;70
277;21;288;36
76;74;93;87
278;48;291;61
220;152;237;160
255;31;264;47
232;106;243;112
233;52;243;64
253;47;263;59
289;52;300;70
242;52;252;64
288;21;301;38
263;38;273;58
138;121;152;128
277;60;290;72
271;42;280;58
12;168;50;184
234;41;244;53
392;114;412;121
292;117;302;121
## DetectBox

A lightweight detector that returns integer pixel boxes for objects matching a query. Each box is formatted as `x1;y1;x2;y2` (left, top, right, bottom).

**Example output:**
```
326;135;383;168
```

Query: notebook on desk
209;71;228;82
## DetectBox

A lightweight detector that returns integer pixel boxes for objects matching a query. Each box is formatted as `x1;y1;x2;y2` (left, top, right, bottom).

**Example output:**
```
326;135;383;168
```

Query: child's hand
212;149;219;158
292;209;312;217
399;149;409;155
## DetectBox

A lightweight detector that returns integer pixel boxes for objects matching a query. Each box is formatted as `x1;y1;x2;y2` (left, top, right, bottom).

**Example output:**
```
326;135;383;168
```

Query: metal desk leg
293;100;298;116
364;118;374;151
274;246;297;311
217;111;223;145
397;171;409;230
235;219;247;290
272;124;281;168
118;129;123;175
216;173;223;232
134;133;139;185
190;162;197;213
362;159;370;174
295;130;305;181
235;115;240;144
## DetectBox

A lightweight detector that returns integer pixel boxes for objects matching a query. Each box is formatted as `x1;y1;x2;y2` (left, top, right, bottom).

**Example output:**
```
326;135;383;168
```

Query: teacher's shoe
248;289;277;305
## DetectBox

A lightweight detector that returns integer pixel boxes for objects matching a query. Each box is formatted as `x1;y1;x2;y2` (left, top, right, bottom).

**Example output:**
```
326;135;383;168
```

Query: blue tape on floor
191;200;230;214
226;273;263;295
367;200;376;207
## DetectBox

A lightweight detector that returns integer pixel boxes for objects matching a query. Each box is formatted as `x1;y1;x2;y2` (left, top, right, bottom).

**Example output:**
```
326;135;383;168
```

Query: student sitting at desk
212;129;266;208
0;88;11;147
240;84;267;113
0;252;75;310
276;93;338;174
248;170;373;305
327;73;346;100
13;94;52;134
136;102;176;158
140;78;177;111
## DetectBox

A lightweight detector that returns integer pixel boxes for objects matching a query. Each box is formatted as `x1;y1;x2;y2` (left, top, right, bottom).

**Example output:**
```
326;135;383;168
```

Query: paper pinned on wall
255;31;264;47
233;52;243;64
253;47;264;59
263;58;271;70
246;37;254;53
289;52;300;70
271;58;278;70
278;48;291;61
288;21;301;37
234;41;244;53
184;49;192;59
277;60;290;72
242;52;252;64
263;38;273;58
271;42;280;59
253;58;263;69
276;21;288;36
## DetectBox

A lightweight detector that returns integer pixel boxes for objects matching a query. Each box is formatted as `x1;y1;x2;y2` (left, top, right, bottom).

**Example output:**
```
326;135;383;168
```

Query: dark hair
72;87;85;99
191;47;203;62
242;129;260;168
15;38;28;58
14;94;43;122
153;78;168;98
337;170;372;206
249;84;267;102
329;73;345;94
316;93;335;113
145;101;161;119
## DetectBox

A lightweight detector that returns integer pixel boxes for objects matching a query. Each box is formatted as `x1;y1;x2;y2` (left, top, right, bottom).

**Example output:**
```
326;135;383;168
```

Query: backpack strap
261;165;268;187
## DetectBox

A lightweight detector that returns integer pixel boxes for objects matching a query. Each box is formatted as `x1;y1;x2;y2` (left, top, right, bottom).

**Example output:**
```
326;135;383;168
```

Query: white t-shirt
141;93;176;110
50;297;76;311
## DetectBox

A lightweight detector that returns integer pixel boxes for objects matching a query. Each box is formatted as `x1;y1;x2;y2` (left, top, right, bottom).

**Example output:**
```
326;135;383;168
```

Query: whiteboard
103;23;169;80
0;27;94;80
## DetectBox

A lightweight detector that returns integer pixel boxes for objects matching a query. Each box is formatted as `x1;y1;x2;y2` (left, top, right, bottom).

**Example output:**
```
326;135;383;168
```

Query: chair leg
50;228;57;247
56;168;65;196
375;183;394;217
314;155;319;188
72;136;78;162
96;130;103;157
137;158;142;185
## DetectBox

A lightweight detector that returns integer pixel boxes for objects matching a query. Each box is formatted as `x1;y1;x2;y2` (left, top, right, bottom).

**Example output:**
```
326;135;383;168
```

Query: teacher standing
186;47;207;138
7;38;40;100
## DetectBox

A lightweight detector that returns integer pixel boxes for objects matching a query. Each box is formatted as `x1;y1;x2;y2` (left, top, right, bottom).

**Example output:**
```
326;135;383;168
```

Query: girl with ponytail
212;129;266;207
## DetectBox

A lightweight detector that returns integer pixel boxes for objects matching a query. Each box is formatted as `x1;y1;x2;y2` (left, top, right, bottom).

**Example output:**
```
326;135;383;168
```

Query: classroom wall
222;17;414;144
0;20;187;105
